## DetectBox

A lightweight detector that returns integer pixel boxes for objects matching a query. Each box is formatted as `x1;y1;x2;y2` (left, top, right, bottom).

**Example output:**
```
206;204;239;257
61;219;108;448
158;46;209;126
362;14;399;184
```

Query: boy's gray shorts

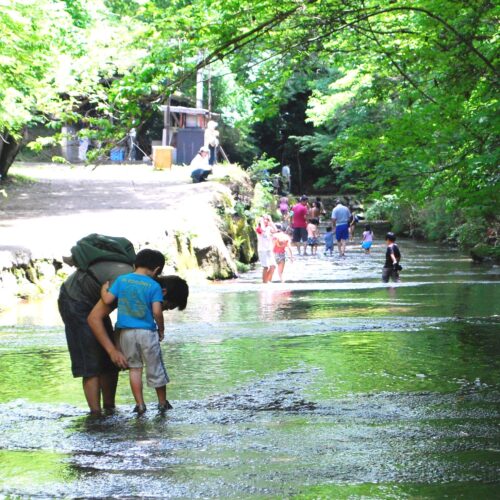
119;329;169;388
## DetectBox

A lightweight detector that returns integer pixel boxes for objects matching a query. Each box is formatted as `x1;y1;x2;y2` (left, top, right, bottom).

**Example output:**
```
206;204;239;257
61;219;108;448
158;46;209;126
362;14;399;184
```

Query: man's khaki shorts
118;329;169;388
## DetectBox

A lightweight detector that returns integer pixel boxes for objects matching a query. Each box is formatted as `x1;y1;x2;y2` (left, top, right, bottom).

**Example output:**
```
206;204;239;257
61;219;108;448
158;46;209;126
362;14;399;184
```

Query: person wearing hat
291;195;309;256
190;146;210;168
190;146;212;183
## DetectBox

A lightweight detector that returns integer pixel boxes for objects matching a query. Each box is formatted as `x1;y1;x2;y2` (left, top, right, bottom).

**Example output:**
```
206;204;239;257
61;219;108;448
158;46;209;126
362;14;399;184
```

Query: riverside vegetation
1;1;497;259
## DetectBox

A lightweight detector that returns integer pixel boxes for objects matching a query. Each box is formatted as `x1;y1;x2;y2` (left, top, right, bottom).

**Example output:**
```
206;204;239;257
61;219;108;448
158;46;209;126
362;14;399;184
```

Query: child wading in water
272;224;294;282
306;218;320;256
361;225;373;253
279;196;289;223
324;227;334;256
382;232;402;283
101;249;171;415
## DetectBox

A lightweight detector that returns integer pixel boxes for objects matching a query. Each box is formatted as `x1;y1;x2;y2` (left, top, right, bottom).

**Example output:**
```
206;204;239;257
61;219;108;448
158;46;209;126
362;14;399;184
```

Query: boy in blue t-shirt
101;249;169;414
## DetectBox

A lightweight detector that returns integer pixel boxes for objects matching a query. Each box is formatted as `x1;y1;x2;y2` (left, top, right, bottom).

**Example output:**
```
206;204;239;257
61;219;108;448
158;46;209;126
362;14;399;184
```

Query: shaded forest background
0;0;498;250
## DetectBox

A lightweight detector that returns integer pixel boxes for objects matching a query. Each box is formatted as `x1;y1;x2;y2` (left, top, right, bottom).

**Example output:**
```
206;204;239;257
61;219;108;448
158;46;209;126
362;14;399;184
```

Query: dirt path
0;162;226;262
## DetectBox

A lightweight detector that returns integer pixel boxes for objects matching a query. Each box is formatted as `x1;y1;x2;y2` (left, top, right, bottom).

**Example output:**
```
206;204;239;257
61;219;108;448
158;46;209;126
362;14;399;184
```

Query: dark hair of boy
156;275;189;311
326;226;332;232
385;232;396;242
135;249;166;273
365;225;372;232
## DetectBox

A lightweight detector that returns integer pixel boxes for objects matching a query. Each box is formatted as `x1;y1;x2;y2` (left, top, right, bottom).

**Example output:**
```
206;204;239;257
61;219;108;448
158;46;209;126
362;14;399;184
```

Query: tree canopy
1;0;498;245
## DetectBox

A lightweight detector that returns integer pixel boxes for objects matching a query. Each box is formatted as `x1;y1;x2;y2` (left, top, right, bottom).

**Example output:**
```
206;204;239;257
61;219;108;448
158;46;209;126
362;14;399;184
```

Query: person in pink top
361;225;374;254
272;224;294;282
291;195;309;256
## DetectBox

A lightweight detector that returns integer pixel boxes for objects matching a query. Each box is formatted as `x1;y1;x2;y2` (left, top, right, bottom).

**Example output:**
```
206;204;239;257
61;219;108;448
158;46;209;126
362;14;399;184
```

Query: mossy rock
470;243;500;263
235;218;256;264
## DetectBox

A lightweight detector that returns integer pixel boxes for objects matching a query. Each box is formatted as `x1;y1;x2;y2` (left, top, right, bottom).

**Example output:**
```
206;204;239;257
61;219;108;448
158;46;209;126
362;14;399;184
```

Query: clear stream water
0;240;499;499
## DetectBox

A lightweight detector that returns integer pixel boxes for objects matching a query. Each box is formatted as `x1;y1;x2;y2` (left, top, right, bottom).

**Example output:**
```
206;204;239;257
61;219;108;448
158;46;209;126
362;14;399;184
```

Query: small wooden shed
159;105;219;165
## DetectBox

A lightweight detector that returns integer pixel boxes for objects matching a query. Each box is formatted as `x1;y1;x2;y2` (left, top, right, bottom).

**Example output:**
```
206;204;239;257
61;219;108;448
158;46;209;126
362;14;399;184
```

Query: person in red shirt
291;195;309;256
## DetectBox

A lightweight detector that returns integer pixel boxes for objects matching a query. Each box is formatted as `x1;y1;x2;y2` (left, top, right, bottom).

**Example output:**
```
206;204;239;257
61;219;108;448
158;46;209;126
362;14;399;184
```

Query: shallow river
0;240;499;498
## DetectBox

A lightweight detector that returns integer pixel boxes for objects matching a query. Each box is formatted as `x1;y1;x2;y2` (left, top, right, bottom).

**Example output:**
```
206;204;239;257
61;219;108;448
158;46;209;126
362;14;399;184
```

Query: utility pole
196;52;204;109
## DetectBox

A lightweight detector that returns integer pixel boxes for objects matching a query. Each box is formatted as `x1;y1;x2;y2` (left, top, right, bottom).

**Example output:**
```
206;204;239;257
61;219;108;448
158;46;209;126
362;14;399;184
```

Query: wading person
331;198;351;257
291;195;309;256
100;249;170;414
58;235;189;416
88;274;189;413
58;237;136;416
324;226;334;256
279;195;290;226
272;223;294;282
349;210;360;242
256;214;277;283
382;232;402;283
361;225;374;254
306;218;320;256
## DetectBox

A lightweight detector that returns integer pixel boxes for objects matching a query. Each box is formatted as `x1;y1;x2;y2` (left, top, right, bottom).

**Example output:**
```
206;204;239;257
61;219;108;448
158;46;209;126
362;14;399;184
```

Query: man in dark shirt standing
58;260;132;415
59;255;189;415
382;232;402;283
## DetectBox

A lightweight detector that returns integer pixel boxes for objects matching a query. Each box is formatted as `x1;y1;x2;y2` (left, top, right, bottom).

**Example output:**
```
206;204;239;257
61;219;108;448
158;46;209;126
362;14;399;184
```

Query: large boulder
470;243;500;263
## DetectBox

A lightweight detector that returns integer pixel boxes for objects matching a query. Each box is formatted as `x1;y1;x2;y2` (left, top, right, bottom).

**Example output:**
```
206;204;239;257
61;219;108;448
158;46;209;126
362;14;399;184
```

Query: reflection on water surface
0;240;499;498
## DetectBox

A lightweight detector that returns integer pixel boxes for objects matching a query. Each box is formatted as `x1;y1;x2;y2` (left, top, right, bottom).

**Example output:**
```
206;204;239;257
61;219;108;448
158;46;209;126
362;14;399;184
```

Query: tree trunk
0;131;22;181
296;149;302;195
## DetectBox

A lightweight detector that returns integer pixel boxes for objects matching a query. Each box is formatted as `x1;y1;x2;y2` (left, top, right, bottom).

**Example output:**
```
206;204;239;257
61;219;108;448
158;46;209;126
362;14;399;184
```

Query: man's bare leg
339;239;347;256
82;376;101;415
277;261;285;282
100;371;118;411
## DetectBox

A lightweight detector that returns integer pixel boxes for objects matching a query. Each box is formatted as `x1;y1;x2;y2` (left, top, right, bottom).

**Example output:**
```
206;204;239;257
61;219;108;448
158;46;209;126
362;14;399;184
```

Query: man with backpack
58;234;188;416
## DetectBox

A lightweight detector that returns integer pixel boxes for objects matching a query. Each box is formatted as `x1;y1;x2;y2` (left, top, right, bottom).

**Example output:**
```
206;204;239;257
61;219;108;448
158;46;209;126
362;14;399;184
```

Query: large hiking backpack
70;233;136;271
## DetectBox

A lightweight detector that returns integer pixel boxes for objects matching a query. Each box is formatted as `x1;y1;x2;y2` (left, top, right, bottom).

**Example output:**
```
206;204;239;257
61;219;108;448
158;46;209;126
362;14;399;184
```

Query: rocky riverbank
0;162;257;310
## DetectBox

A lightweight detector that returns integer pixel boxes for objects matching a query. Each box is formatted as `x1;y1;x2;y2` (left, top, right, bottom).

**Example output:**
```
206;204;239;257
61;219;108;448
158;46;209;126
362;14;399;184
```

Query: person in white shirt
190;147;212;183
204;120;220;166
281;165;291;193
256;214;277;283
331;199;351;257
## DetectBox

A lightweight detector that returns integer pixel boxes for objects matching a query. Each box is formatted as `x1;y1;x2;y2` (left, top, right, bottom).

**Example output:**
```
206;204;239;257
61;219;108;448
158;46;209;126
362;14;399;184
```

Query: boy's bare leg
100;371;118;410
155;385;167;406
129;368;145;407
82;376;101;415
277;261;285;282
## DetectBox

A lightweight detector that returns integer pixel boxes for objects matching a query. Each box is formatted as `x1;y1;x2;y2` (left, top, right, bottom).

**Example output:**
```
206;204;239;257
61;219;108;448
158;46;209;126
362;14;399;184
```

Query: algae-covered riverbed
0;240;499;498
